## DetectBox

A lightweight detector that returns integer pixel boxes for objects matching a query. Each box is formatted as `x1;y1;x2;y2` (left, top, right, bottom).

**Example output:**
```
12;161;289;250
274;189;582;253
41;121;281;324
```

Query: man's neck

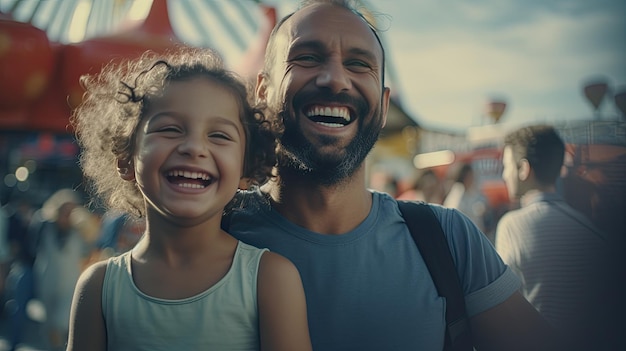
520;187;557;207
264;167;373;235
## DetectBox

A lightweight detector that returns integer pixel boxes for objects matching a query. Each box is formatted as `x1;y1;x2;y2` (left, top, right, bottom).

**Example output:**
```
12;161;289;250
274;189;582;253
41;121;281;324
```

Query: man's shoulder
495;207;528;230
393;199;485;246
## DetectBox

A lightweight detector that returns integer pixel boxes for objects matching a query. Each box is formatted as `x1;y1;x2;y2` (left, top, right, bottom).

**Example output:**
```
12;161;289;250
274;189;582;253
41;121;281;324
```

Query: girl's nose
177;134;208;158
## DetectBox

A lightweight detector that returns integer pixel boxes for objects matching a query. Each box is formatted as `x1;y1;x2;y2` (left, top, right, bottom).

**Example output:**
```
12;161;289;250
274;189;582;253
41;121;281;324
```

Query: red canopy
0;0;276;133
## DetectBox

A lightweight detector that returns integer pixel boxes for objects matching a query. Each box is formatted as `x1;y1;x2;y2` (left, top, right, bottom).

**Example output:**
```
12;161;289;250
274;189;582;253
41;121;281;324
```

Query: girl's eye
156;126;182;134
209;132;232;141
145;124;181;134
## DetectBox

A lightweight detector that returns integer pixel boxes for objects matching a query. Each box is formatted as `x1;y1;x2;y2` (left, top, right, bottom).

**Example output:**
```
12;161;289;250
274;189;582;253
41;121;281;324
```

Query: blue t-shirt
229;190;519;351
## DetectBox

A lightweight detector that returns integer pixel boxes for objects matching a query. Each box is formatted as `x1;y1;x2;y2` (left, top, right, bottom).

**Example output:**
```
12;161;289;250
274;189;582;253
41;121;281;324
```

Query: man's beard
276;93;384;186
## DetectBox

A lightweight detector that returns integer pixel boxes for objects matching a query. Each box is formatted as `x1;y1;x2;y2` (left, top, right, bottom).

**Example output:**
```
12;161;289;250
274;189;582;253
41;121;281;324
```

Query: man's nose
316;61;351;93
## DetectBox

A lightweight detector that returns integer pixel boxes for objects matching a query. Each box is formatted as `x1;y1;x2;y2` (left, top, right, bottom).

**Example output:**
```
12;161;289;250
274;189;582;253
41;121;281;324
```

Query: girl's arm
257;252;312;351
66;261;107;351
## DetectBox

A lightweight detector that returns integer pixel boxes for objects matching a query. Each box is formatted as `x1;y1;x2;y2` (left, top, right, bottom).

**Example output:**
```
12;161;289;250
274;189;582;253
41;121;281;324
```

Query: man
496;125;620;350
229;1;560;349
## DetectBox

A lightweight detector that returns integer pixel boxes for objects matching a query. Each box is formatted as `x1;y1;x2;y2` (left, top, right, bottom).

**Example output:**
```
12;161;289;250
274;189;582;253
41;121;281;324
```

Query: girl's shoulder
78;259;109;290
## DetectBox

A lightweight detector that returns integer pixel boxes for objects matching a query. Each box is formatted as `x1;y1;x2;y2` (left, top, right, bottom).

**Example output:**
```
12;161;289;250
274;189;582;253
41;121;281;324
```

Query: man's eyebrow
347;47;379;63
288;40;326;54
289;40;380;62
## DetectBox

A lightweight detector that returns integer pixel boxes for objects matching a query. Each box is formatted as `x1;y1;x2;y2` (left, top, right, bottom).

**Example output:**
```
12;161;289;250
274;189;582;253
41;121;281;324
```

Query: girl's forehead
143;79;242;121
157;77;237;103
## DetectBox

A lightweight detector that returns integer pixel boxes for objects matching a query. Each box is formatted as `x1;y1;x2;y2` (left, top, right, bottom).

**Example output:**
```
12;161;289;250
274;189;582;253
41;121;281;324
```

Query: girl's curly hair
71;46;281;218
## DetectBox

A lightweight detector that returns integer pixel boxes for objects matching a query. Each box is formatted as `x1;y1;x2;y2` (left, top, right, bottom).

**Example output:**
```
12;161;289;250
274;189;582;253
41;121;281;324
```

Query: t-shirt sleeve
431;205;521;317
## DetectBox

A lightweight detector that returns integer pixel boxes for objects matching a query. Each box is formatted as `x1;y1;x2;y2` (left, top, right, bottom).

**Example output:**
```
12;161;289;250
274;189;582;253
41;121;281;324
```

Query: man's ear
518;159;531;181
381;87;391;128
117;159;135;181
256;72;268;103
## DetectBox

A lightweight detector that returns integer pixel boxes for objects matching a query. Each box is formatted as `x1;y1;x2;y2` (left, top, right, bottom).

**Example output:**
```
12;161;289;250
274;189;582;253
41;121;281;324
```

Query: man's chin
277;149;352;185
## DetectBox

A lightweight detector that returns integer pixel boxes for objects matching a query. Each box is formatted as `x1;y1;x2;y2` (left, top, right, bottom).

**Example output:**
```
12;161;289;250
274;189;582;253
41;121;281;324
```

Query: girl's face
127;76;246;226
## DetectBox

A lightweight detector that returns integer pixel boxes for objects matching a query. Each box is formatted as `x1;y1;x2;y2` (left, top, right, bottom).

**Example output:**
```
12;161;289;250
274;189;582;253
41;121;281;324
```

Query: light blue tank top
102;241;267;351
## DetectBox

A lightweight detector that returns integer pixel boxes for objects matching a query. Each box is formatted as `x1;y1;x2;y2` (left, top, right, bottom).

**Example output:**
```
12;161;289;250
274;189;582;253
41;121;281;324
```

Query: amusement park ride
0;0;274;132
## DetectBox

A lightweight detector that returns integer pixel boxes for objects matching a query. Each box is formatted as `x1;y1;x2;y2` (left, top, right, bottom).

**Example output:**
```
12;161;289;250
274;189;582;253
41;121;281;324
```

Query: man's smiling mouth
305;105;352;128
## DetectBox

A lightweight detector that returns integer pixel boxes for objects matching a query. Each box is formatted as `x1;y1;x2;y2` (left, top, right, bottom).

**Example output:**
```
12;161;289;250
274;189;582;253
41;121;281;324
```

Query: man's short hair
504;125;565;186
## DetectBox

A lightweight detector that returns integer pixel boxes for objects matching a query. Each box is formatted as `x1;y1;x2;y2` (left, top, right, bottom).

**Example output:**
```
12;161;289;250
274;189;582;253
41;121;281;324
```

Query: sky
265;0;626;133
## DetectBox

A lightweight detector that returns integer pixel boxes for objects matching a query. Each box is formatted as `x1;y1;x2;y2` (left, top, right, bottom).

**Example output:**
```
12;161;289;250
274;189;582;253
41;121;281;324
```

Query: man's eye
291;55;321;66
294;54;318;62
346;60;372;72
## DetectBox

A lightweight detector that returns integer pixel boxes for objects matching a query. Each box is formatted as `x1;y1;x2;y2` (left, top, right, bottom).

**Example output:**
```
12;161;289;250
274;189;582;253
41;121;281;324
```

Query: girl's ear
117;159;135;181
238;177;251;191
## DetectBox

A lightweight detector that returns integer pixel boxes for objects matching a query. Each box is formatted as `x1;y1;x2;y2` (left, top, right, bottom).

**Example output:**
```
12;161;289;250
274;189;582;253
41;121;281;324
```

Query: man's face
502;146;521;199
260;4;390;185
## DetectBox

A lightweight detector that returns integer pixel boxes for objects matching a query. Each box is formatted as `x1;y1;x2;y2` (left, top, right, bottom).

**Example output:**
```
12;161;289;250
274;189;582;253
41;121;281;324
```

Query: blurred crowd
375;162;496;242
0;189;144;351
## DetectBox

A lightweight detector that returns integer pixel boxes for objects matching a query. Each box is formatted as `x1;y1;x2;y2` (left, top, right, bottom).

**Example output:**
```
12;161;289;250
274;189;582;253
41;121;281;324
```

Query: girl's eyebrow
144;113;242;131
211;116;243;132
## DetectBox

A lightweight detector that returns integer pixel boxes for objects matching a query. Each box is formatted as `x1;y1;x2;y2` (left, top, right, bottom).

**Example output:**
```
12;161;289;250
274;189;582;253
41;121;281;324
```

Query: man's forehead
278;4;383;57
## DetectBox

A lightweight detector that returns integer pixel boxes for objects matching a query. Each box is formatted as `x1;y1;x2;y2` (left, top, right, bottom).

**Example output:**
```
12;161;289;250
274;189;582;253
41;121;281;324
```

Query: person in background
226;1;561;350
86;211;144;264
443;163;491;240
30;188;90;351
496;124;622;351
2;197;36;351
67;46;311;350
0;203;9;299
396;168;445;204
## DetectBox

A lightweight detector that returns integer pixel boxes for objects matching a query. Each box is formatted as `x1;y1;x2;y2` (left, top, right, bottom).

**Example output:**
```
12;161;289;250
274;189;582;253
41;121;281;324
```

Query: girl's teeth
177;183;205;189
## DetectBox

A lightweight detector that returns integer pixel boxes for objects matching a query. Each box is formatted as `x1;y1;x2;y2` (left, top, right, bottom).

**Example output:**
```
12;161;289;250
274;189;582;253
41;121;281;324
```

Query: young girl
67;47;311;351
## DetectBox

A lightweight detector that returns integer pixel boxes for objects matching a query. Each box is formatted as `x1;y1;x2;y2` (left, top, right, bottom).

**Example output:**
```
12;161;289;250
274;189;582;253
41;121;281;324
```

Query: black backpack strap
221;211;232;232
397;201;473;351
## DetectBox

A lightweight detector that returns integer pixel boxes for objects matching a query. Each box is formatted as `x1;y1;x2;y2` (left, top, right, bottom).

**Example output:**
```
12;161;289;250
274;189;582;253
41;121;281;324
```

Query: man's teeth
167;170;210;180
317;122;344;128
306;106;351;122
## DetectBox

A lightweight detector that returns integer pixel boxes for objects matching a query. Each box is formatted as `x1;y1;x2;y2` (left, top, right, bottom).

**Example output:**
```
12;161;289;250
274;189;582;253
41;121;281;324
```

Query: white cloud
383;1;625;130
